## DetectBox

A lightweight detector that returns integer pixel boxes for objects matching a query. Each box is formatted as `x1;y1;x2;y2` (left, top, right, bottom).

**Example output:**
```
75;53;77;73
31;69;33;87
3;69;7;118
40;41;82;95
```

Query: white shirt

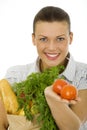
5;54;87;130
5;54;87;90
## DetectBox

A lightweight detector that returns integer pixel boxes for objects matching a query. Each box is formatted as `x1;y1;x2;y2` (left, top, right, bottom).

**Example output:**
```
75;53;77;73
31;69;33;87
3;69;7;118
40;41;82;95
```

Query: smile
45;53;60;60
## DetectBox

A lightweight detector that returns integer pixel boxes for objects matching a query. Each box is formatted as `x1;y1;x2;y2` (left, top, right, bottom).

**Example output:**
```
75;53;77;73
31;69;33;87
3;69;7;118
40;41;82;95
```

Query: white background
0;0;87;78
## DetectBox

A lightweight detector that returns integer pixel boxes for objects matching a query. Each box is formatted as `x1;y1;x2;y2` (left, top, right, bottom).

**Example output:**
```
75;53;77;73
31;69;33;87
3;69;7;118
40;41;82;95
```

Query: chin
47;63;60;68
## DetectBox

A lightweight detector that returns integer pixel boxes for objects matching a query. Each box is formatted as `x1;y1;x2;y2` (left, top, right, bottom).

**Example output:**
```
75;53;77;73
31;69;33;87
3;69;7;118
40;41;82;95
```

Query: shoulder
5;61;37;84
66;54;87;90
75;61;87;74
6;62;35;73
74;61;87;90
6;62;35;72
69;54;87;75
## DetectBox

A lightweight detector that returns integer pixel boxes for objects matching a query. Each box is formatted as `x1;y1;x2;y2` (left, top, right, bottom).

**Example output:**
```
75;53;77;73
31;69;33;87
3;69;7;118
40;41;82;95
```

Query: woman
4;6;87;130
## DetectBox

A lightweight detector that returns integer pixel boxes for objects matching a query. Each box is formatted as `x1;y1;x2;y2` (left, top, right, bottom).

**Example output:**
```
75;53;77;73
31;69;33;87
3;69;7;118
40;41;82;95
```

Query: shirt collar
61;54;76;81
35;54;76;81
35;57;41;72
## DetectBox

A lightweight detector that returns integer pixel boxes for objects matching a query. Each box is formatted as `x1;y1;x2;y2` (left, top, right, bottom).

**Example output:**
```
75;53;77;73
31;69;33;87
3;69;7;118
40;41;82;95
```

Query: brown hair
33;6;71;33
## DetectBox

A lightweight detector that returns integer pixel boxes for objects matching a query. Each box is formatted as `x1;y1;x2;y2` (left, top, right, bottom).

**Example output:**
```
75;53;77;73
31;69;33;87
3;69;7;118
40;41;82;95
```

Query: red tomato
20;92;26;101
53;79;68;94
60;84;78;100
20;92;25;98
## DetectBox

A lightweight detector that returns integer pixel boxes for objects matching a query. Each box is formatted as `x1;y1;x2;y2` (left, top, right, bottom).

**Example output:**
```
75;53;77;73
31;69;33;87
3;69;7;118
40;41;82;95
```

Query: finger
61;98;70;105
75;97;81;101
44;86;61;100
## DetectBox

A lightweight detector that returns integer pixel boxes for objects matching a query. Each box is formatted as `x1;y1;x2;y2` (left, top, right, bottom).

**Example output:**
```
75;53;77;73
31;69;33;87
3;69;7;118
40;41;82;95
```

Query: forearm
0;99;9;130
44;86;81;130
0;125;9;130
0;113;9;130
51;102;81;130
70;89;87;123
0;119;9;130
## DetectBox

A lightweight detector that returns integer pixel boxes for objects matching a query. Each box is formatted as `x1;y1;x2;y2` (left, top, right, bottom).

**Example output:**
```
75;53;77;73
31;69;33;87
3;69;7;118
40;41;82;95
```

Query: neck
39;53;70;72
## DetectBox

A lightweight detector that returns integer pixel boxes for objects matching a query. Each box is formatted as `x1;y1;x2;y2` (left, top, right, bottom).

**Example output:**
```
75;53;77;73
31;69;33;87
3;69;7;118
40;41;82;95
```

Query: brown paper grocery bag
7;114;41;130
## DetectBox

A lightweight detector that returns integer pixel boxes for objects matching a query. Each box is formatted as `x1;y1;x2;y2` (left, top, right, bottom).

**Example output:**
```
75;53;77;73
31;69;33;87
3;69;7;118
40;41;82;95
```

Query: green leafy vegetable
12;65;64;130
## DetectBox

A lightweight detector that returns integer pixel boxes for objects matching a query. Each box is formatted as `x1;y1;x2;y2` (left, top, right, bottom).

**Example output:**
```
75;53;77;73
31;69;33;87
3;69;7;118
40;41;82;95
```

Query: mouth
45;53;60;60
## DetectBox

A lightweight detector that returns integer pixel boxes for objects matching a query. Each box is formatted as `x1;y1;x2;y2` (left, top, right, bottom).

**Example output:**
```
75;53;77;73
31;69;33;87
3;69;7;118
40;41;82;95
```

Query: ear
69;32;73;45
32;33;36;45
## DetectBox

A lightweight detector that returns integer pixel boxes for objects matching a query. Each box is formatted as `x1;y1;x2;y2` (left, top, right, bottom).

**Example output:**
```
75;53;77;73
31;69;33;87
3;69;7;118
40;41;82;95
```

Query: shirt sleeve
4;63;36;85
73;66;87;90
4;66;27;84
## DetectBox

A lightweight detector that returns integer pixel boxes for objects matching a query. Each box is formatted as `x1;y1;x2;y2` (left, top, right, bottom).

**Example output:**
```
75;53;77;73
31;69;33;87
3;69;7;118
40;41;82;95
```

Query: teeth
46;53;58;57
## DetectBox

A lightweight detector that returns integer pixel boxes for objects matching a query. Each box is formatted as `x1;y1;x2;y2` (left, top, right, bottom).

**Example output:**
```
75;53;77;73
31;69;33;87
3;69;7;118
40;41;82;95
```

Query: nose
48;40;57;50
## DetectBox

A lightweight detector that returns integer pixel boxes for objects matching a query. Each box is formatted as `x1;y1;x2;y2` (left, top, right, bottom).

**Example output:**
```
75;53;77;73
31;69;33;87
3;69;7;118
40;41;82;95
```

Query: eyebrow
38;35;47;37
38;34;66;37
57;34;66;37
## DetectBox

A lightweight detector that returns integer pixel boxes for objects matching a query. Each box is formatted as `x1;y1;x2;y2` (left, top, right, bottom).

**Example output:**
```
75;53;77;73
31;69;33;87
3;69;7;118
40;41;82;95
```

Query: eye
39;37;47;42
56;37;65;42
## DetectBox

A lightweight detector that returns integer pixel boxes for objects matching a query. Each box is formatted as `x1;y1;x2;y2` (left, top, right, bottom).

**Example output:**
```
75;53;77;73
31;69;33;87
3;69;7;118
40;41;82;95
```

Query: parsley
12;65;64;130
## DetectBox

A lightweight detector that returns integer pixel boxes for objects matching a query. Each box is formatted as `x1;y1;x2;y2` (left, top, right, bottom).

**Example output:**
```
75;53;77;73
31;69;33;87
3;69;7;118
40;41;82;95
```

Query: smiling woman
32;21;73;70
1;5;86;130
0;4;87;130
0;0;87;78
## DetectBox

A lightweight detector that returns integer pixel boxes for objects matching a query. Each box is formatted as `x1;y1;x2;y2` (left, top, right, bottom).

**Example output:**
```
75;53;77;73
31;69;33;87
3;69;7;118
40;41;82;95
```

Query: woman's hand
45;85;80;105
44;86;81;130
0;99;9;130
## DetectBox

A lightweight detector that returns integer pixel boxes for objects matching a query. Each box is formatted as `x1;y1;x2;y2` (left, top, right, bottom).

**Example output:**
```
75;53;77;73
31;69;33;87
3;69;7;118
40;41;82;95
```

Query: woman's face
32;21;73;70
